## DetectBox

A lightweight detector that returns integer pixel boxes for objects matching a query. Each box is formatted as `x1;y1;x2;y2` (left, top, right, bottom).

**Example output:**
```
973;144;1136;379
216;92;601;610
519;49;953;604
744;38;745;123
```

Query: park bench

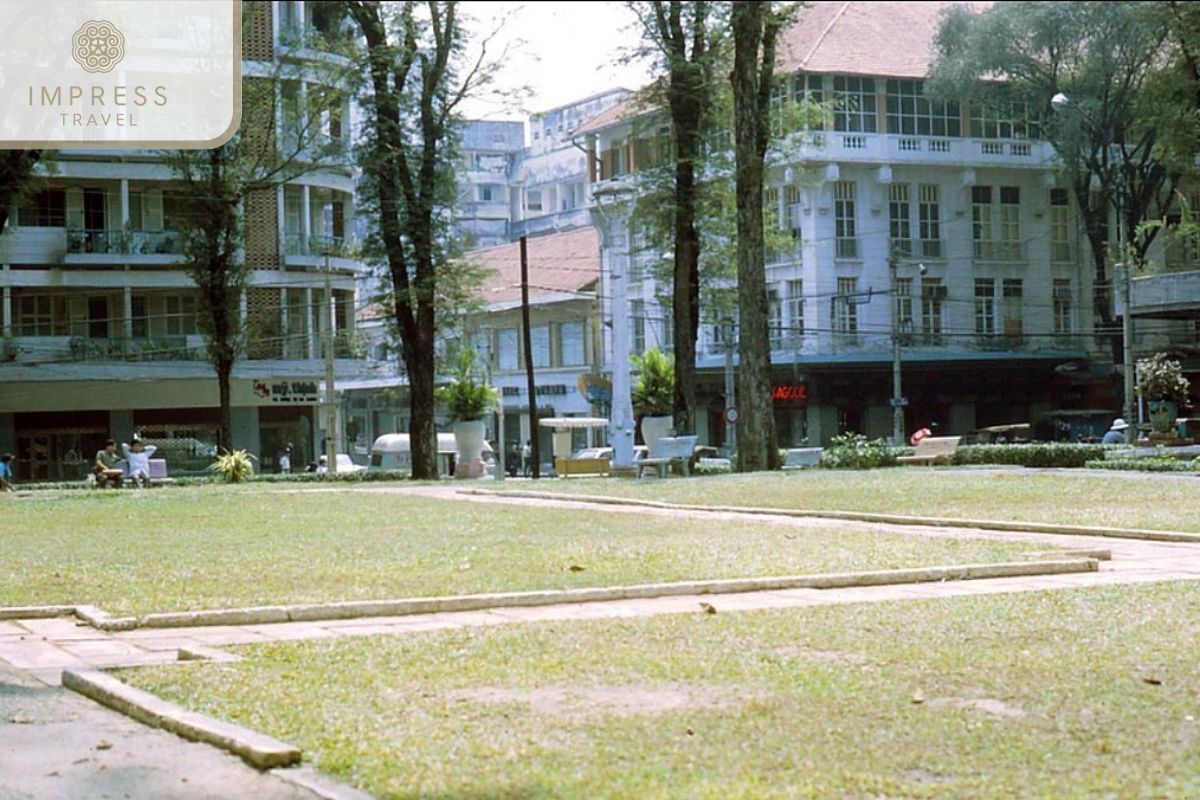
783;447;824;468
639;435;698;479
119;458;175;487
896;435;961;466
554;457;611;477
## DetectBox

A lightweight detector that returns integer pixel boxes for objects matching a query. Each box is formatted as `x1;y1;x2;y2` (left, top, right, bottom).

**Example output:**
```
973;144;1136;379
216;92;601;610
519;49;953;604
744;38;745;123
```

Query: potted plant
1137;353;1191;437
632;347;675;448
436;348;499;478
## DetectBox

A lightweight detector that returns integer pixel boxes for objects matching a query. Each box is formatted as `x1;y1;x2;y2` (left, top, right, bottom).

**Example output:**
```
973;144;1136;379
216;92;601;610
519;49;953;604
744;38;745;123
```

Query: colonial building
577;0;1199;447
0;0;364;479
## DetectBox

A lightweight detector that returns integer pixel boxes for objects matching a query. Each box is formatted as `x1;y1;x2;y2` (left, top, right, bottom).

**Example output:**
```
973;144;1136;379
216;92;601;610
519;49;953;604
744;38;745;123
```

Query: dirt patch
447;684;759;719
927;696;1026;719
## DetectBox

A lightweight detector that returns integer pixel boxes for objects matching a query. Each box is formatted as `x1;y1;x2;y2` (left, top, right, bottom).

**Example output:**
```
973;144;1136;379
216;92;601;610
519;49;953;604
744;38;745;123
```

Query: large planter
452;419;487;479
1148;400;1178;435
640;415;674;451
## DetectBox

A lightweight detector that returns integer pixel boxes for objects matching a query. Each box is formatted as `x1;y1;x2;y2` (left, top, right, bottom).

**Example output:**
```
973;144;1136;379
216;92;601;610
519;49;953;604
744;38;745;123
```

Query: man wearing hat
1102;418;1130;444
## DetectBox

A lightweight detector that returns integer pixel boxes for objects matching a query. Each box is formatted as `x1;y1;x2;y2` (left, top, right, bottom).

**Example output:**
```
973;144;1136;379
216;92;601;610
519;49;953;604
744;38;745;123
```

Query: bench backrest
121;458;169;478
912;436;961;456
649;435;698;460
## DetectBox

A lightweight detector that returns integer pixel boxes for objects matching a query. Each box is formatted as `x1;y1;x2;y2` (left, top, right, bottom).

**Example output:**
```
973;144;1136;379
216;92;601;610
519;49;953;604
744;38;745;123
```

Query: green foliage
1085;458;1200;473
819;434;898;470
209;449;256;483
952;443;1110;468
694;459;732;475
435;348;498;422
251;470;413;484
631;348;675;416
1137;353;1191;405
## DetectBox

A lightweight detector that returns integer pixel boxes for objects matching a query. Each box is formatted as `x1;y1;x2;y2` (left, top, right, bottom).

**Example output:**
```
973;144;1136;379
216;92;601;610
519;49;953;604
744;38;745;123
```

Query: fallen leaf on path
911;690;925;705
566;564;586;572
95;741;112;751
699;602;717;614
1143;676;1163;686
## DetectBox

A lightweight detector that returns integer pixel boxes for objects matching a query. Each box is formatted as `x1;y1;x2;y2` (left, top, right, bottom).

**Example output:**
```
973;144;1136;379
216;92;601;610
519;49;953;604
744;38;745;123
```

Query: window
478;184;496;203
631;300;645;354
1050;188;1070;261
787;279;805;337
835;181;857;258
17;295;54;336
791;73;822;104
560;322;585;366
999;186;1020;259
1002;279;1023;338
18;189;66;227
661;304;673;352
889;183;911;256
530;325;551;367
497;328;518;370
784;185;802;234
1053;279;1073;335
885;79;960;137
974;278;996;335
470;331;492;369
918;184;942;257
971;88;1040;140
921;278;945;344
526;190;542;213
835;277;858;335
895;277;913;329
768;288;782;347
972;186;992;249
832;76;877;133
129;296;148;339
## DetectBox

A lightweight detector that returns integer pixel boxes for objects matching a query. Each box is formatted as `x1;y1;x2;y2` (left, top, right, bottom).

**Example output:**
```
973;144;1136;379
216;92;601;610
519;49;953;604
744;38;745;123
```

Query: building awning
538;417;609;430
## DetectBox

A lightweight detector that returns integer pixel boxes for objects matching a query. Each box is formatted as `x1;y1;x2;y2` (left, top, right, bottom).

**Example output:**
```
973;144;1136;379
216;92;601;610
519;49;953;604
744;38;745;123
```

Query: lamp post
323;244;338;473
588;179;638;476
723;317;737;455
889;252;925;445
1051;92;1136;443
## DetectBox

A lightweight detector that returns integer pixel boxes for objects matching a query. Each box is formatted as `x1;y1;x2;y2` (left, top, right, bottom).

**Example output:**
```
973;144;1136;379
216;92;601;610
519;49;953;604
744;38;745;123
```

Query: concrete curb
75;604;139;631
61;669;301;770
0;605;75;621
129;558;1096;629
271;766;375;800
468;489;1200;544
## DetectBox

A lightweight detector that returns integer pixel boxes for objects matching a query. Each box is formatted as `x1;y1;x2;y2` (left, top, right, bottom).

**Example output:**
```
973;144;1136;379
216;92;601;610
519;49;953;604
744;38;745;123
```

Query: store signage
500;384;568;398
772;384;808;404
253;380;319;404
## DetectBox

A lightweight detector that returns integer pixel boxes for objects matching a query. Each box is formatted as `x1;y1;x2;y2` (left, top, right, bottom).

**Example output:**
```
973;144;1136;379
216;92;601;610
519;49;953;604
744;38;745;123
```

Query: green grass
507;469;1200;532
0;485;1039;616
124;581;1200;799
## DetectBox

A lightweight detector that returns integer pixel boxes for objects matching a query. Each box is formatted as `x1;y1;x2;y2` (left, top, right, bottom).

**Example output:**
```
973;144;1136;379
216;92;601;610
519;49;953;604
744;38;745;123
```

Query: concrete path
4;486;1200;800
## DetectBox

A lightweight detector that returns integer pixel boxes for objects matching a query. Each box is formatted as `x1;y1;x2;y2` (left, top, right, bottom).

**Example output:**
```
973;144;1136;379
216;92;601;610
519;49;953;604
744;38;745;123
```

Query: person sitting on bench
92;439;124;488
122;437;157;488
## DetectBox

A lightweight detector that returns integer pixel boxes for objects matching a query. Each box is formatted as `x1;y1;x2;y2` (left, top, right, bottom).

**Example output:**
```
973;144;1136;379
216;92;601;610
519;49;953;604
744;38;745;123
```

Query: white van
368;433;495;476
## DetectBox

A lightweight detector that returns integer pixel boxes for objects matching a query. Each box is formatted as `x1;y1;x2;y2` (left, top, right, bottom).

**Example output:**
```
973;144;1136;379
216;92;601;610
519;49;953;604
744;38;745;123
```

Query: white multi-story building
0;1;364;479
576;0;1188;446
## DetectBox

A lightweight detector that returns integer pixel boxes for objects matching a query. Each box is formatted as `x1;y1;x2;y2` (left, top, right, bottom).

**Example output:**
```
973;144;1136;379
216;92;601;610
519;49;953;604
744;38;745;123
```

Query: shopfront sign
772;384;808;405
253;380;319;404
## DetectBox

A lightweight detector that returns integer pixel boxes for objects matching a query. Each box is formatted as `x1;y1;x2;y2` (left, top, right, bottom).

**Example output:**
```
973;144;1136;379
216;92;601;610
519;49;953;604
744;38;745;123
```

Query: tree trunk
216;354;233;453
671;126;700;434
730;1;780;472
404;336;439;479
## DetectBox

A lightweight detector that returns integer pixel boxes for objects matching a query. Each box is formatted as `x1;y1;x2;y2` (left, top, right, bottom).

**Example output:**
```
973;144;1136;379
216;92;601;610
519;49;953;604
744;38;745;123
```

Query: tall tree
729;1;785;472
164;4;353;452
627;1;728;434
347;0;499;479
928;2;1185;355
0;151;43;233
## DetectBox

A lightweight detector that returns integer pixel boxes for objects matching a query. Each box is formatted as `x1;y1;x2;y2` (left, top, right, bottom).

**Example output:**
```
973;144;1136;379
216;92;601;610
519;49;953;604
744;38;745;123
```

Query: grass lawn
124;581;1200;799
0;486;1041;617
505;469;1200;533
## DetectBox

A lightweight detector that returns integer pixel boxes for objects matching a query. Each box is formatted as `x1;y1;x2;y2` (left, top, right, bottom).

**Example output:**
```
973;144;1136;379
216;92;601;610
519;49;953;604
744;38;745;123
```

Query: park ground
3;467;1200;798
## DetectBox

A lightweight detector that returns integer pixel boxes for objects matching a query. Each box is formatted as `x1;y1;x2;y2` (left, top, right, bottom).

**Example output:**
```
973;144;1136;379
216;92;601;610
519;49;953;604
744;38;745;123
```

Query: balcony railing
976;334;1025;351
836;238;858;259
1164;239;1200;271
68;336;197;362
973;240;1025;262
283;232;356;259
67;228;184;256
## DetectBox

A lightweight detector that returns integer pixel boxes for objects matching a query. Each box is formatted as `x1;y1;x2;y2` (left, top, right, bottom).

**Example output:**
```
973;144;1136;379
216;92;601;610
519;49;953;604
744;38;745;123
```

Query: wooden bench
555;457;611;477
639;435;698;479
896;436;961;466
119;458;175;487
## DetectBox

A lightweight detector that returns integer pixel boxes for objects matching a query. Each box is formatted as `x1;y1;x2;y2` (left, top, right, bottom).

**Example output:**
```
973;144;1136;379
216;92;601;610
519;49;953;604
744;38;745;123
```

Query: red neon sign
772;384;808;403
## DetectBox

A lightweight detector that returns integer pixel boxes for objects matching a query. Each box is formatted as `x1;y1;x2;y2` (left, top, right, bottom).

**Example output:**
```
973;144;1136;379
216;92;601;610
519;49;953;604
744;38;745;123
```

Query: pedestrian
122;437;157;488
279;445;292;474
1102;418;1129;445
521;439;532;477
316;454;328;474
92;438;124;489
0;453;14;492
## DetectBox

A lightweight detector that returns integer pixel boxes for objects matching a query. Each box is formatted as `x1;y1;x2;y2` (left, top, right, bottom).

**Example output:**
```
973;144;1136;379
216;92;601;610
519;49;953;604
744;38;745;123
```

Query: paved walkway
4;488;1200;800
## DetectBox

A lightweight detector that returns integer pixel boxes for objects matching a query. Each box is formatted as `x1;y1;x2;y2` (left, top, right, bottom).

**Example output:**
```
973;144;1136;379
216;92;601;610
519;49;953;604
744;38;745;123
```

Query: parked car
368;433;495;477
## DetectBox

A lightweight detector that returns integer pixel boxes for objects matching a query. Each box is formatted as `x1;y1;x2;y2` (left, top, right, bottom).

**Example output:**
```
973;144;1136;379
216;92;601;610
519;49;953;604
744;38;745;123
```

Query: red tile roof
470;226;600;306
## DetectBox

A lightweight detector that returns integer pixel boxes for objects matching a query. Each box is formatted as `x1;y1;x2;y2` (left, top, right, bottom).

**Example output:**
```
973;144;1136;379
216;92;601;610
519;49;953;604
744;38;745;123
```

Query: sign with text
0;0;240;148
771;384;809;406
253;380;319;405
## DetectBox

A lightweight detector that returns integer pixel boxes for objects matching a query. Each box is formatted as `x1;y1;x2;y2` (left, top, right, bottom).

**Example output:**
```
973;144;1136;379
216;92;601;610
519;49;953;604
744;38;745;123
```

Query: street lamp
588;179;638;476
889;252;926;445
1050;92;1136;444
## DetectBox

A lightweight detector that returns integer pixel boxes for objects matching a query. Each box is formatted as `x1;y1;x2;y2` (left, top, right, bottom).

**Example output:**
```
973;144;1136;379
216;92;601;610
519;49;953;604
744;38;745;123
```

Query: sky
457;2;655;121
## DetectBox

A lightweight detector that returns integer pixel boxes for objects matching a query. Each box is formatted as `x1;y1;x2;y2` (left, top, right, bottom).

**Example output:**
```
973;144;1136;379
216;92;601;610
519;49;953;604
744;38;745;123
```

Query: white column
608;217;635;473
306;287;316;359
122;286;133;340
277;184;286;263
120;179;129;225
302;184;312;254
279;287;289;359
2;274;11;339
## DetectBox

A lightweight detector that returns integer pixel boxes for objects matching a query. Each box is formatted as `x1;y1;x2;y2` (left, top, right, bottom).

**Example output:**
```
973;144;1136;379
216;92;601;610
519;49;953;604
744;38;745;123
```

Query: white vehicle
570;446;649;462
369;433;495;476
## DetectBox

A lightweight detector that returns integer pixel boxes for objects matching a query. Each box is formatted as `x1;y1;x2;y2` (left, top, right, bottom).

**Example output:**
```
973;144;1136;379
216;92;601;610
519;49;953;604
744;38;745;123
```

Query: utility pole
889;252;904;446
724;318;737;454
1116;185;1135;444
520;236;540;479
323;248;338;473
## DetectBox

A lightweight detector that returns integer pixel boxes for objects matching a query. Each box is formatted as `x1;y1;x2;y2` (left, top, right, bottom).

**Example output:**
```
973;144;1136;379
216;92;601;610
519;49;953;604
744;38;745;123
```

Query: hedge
1084;458;1200;473
950;443;1110;468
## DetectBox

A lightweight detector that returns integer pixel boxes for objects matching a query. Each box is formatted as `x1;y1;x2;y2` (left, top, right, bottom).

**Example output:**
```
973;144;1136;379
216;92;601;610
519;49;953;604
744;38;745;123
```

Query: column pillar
279;287;289;358
120;179;129;225
306;287;316;359
122;286;133;340
302;184;312;253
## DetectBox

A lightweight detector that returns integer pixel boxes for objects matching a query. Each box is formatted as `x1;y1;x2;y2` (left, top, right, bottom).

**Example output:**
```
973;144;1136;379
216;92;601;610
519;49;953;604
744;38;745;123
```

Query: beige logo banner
0;0;240;148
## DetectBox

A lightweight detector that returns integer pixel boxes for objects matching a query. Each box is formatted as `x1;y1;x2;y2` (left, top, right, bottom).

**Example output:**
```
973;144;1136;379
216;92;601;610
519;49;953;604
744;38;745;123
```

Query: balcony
973;240;1025;263
891;238;945;260
63;228;186;265
282;233;361;270
769;131;1056;169
975;334;1025;352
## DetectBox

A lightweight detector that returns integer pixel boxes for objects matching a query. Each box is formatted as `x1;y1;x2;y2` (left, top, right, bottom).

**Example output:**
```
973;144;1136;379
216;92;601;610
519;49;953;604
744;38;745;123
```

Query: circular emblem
72;20;125;74
724;407;740;425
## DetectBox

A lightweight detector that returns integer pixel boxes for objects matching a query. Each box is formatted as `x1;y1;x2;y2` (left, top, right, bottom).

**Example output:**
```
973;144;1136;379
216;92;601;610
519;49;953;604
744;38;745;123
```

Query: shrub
1137;353;1191;405
1085;458;1200;473
436;348;499;422
951;443;1108;468
631;348;674;416
819;433;898;469
694;459;733;475
250;470;412;483
210;449;256;483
